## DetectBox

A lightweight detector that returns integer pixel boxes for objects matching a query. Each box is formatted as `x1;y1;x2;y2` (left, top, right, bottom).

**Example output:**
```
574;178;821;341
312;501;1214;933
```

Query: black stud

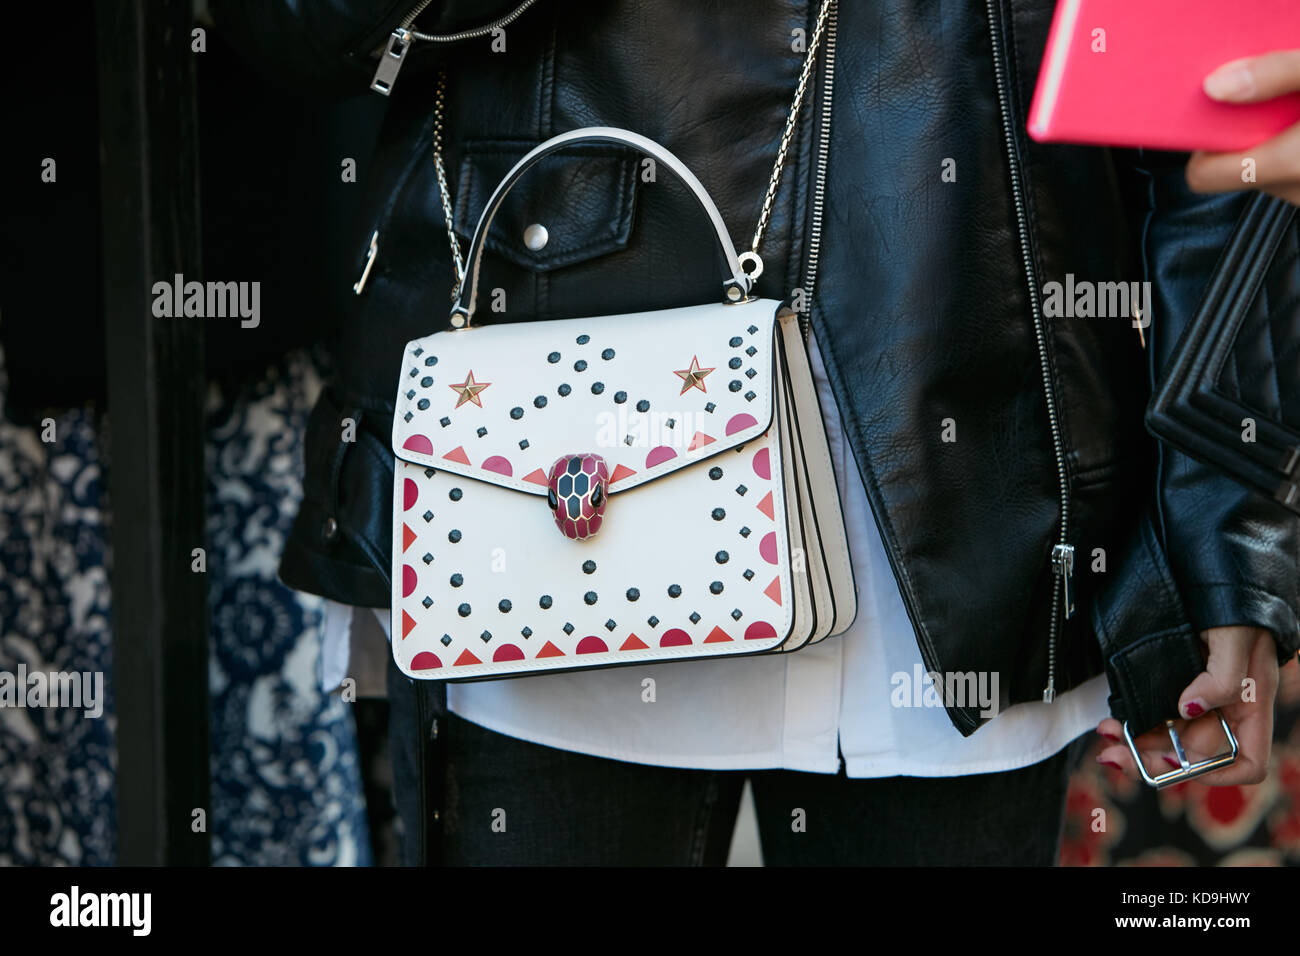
403;412;414;422
625;587;641;601
731;609;743;620
665;418;675;428
614;391;628;404
716;550;729;564
421;376;434;387
709;467;723;480
426;355;438;366
705;402;716;413
406;390;416;400
584;591;598;605
450;573;463;587
449;487;463;501
440;416;451;427
510;406;524;420
591;382;605;395
418;398;431;410
689;611;701;624
448;529;462;543
747;325;758;334
476;426;487;437
623;435;634;446
574;360;587;372
736;484;748;496
729;357;743;369
636;399;650;413
744;569;755;580
729;380;742;392
729;336;743;347
601;348;615;360
519;439;529;450
410;368;419;378
480;631;492;643
745;391;756;402
424;467;435;478
709;581;724;595
521;626;533;638
413;347;424;356
712;508;726;521
496;599;511;613
457;603;471;617
746;368;757;379
563;622;575;635
739;526;751;537
440;633;452;646
668;584;682;598
558;384;571;397
424;597;435;609
534;395;547;408
423;552;434;564
648;615;659;627
746;346;757;357
582;560;597;574
577;334;590;344
548;352;561;363
422;510;434;522
540;595;553;609
605;618;617;631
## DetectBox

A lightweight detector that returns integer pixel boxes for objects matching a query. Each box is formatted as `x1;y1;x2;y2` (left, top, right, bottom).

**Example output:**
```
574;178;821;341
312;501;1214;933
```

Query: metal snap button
322;516;339;543
523;223;549;251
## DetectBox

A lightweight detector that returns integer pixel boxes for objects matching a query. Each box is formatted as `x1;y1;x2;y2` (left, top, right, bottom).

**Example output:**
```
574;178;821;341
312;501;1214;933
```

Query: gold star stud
674;355;715;395
449;370;491;408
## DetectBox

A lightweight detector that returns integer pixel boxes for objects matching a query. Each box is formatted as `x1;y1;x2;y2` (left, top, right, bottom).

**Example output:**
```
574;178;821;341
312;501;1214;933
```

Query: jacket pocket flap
453;139;639;272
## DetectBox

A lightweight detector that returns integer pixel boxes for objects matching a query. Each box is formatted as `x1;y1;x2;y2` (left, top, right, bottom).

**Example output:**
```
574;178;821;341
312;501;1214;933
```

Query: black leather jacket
213;0;1300;736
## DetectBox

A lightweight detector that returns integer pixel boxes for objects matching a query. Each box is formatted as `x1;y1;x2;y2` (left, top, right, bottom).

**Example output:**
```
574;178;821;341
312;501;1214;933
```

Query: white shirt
333;335;1109;777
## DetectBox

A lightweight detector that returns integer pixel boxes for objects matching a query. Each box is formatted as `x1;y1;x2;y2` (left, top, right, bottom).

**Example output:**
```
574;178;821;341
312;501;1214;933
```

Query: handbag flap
391;298;782;495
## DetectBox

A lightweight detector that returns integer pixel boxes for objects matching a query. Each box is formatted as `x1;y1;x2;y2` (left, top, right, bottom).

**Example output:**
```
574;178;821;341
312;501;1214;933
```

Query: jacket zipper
372;0;541;95
799;0;837;339
984;0;1073;702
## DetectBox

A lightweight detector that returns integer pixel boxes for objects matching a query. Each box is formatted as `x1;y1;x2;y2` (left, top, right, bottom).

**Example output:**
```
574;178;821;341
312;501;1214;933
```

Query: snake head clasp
546;453;609;540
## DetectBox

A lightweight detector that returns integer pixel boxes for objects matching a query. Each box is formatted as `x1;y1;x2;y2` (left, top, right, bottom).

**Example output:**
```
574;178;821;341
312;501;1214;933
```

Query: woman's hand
1186;51;1300;205
1095;626;1280;785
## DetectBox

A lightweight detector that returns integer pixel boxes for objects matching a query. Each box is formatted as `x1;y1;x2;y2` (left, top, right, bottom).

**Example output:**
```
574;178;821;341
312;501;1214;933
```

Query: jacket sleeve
1122;148;1300;666
208;0;527;95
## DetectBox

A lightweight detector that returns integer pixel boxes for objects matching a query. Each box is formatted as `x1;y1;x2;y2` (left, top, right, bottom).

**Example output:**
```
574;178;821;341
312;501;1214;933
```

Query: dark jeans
388;662;1085;866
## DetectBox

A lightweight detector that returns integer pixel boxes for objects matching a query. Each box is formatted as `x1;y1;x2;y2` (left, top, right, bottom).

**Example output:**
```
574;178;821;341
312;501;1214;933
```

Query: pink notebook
1028;0;1300;152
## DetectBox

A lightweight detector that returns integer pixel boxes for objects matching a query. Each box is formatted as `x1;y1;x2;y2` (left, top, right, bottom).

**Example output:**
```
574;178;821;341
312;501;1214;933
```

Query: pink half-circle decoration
660;628;692;647
576;636;609;654
402;434;434;455
492;644;525;662
403;477;419;510
481;455;513;477
402;564;418;597
752;447;771;481
745;621;777;641
410;651;442;670
725;413;757;436
760;531;779;565
645;445;677;468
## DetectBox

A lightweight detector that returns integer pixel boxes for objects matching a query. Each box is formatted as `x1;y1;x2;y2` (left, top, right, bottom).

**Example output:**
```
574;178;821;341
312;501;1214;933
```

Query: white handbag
388;2;853;680
388;126;854;679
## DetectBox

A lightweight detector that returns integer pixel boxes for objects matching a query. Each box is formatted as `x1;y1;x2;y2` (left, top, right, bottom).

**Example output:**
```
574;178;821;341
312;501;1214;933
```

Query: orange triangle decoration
523;468;549;486
454;649;482;666
704;626;733;643
401;610;417;639
687;431;716;452
610;463;637;483
764;576;782;605
620;633;648;650
443;445;471;465
402;524;417;552
537;640;565;658
757;490;775;520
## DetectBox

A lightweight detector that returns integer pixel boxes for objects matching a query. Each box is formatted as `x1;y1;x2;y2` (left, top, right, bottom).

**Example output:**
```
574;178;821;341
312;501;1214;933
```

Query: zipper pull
371;28;413;95
353;231;379;294
1052;542;1075;619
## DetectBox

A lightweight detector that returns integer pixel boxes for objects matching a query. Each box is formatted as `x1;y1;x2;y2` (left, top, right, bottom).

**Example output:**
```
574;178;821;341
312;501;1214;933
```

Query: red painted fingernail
1184;701;1204;718
1098;759;1122;770
1099;732;1120;742
1163;755;1181;769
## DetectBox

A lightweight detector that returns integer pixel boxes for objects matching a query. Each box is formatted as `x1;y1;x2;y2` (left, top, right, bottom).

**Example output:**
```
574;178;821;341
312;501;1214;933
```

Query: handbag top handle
448;127;755;329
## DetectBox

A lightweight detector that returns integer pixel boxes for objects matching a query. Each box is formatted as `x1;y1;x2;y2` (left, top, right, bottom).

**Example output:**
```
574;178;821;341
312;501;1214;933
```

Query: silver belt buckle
1122;711;1239;789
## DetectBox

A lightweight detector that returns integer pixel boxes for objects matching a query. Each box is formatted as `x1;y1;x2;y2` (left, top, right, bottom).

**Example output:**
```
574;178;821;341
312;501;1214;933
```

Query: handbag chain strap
433;0;835;299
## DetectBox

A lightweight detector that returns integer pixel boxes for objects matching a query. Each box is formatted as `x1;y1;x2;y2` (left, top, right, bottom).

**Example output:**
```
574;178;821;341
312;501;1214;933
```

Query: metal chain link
749;0;835;263
433;69;466;301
